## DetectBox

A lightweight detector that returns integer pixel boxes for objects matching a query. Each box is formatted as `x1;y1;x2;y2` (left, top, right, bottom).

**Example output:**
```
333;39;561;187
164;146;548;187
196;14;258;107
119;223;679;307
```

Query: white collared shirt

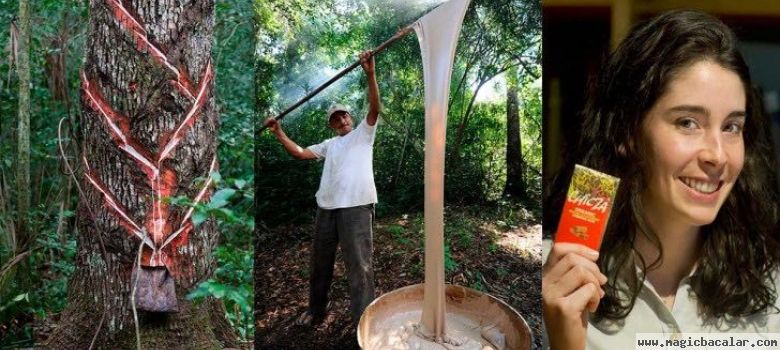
542;239;780;349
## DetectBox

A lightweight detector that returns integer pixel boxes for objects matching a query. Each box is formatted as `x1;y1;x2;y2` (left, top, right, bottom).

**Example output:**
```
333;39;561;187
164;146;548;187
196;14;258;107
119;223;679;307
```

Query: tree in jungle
448;0;541;163
47;1;236;347
14;0;30;252
0;0;32;304
504;66;526;200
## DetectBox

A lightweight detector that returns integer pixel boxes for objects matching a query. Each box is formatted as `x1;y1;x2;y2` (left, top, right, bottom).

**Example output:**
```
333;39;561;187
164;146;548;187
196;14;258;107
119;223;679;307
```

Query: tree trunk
15;0;30;252
1;0;33;306
504;67;526;199
449;78;487;163
389;117;410;192
47;1;236;348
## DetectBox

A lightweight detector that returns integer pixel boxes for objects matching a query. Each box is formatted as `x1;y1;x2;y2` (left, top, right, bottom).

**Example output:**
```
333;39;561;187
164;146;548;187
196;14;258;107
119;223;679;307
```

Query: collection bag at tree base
133;265;179;313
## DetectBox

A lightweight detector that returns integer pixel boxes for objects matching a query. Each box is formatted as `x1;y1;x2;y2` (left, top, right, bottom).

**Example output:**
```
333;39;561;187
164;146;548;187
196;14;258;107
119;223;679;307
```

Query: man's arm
360;51;380;126
264;118;318;160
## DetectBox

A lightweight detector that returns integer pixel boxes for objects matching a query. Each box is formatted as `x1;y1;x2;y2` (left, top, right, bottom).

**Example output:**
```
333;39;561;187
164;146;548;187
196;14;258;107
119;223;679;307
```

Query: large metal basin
357;283;532;349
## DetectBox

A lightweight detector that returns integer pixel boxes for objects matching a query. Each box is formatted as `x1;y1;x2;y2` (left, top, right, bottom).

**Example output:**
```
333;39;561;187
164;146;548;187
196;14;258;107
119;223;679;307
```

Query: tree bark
47;1;236;348
504;67;526;199
15;0;30;252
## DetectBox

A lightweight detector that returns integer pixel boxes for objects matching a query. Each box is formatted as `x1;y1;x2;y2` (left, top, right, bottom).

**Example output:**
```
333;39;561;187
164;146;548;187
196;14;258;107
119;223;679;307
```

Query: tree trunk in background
504;67;526;199
15;0;30;252
47;1;236;348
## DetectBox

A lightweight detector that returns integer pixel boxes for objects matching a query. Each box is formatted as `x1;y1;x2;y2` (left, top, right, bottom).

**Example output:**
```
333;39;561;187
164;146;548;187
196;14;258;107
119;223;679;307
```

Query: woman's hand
543;242;607;350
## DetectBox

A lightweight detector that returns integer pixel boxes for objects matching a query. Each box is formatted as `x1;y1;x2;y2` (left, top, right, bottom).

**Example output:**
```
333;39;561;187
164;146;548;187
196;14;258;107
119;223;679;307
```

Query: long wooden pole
258;26;414;133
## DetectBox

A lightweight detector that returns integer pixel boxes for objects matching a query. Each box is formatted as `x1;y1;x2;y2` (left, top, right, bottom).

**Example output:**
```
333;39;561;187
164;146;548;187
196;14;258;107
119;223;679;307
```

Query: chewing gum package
555;164;620;251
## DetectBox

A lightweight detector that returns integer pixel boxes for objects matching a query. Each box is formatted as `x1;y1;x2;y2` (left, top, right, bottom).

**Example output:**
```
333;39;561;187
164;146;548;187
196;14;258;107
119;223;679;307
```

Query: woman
543;10;780;350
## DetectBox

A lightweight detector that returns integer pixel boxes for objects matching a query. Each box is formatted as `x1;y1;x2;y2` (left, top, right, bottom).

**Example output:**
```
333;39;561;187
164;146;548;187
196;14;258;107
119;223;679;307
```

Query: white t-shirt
306;119;378;209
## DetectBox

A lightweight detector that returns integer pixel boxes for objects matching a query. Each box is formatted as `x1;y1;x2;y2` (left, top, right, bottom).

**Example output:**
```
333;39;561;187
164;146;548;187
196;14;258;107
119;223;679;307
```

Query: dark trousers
309;204;375;322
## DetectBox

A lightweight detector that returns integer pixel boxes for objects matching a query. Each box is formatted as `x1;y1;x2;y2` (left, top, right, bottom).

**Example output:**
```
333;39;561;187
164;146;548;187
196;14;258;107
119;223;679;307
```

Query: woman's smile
678;176;723;203
679;177;721;194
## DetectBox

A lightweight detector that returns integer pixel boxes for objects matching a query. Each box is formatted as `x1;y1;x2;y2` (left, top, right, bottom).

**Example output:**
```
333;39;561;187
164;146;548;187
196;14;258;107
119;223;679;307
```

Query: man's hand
359;51;375;74
264;117;281;134
264;117;317;160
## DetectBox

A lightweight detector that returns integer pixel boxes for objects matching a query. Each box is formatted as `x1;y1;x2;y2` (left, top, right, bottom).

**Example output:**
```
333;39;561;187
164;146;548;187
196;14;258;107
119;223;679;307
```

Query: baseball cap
327;104;350;120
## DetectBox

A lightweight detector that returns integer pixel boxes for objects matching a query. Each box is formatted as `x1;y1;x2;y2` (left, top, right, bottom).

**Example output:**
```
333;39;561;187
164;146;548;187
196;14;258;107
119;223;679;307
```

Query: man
264;51;380;326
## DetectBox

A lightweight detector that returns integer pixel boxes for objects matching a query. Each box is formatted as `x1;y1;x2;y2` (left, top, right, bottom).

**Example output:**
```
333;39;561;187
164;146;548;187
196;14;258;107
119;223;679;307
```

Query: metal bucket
357;283;532;349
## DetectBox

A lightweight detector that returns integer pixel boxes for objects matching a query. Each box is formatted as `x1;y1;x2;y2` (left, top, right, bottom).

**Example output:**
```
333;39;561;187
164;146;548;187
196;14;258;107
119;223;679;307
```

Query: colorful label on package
555;164;620;251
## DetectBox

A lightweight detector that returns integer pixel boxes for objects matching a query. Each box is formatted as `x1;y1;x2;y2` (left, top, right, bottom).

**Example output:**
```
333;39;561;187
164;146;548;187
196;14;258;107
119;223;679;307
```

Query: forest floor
254;205;542;349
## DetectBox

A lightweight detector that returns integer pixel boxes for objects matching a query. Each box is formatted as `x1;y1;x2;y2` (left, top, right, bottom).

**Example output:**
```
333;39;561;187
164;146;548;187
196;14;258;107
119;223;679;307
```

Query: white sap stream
362;0;507;348
417;0;468;339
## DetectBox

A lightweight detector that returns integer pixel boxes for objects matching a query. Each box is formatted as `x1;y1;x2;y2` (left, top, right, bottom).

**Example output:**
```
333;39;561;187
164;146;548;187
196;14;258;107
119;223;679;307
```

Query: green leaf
209;188;237;209
210;171;223;184
186;287;210;300
0;293;29;312
212;207;238;222
208;283;228;298
192;211;209;227
13;293;28;303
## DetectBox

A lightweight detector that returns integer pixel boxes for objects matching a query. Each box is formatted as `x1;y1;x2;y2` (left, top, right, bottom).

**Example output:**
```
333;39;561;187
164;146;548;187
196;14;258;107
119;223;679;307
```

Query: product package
555;164;620;251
